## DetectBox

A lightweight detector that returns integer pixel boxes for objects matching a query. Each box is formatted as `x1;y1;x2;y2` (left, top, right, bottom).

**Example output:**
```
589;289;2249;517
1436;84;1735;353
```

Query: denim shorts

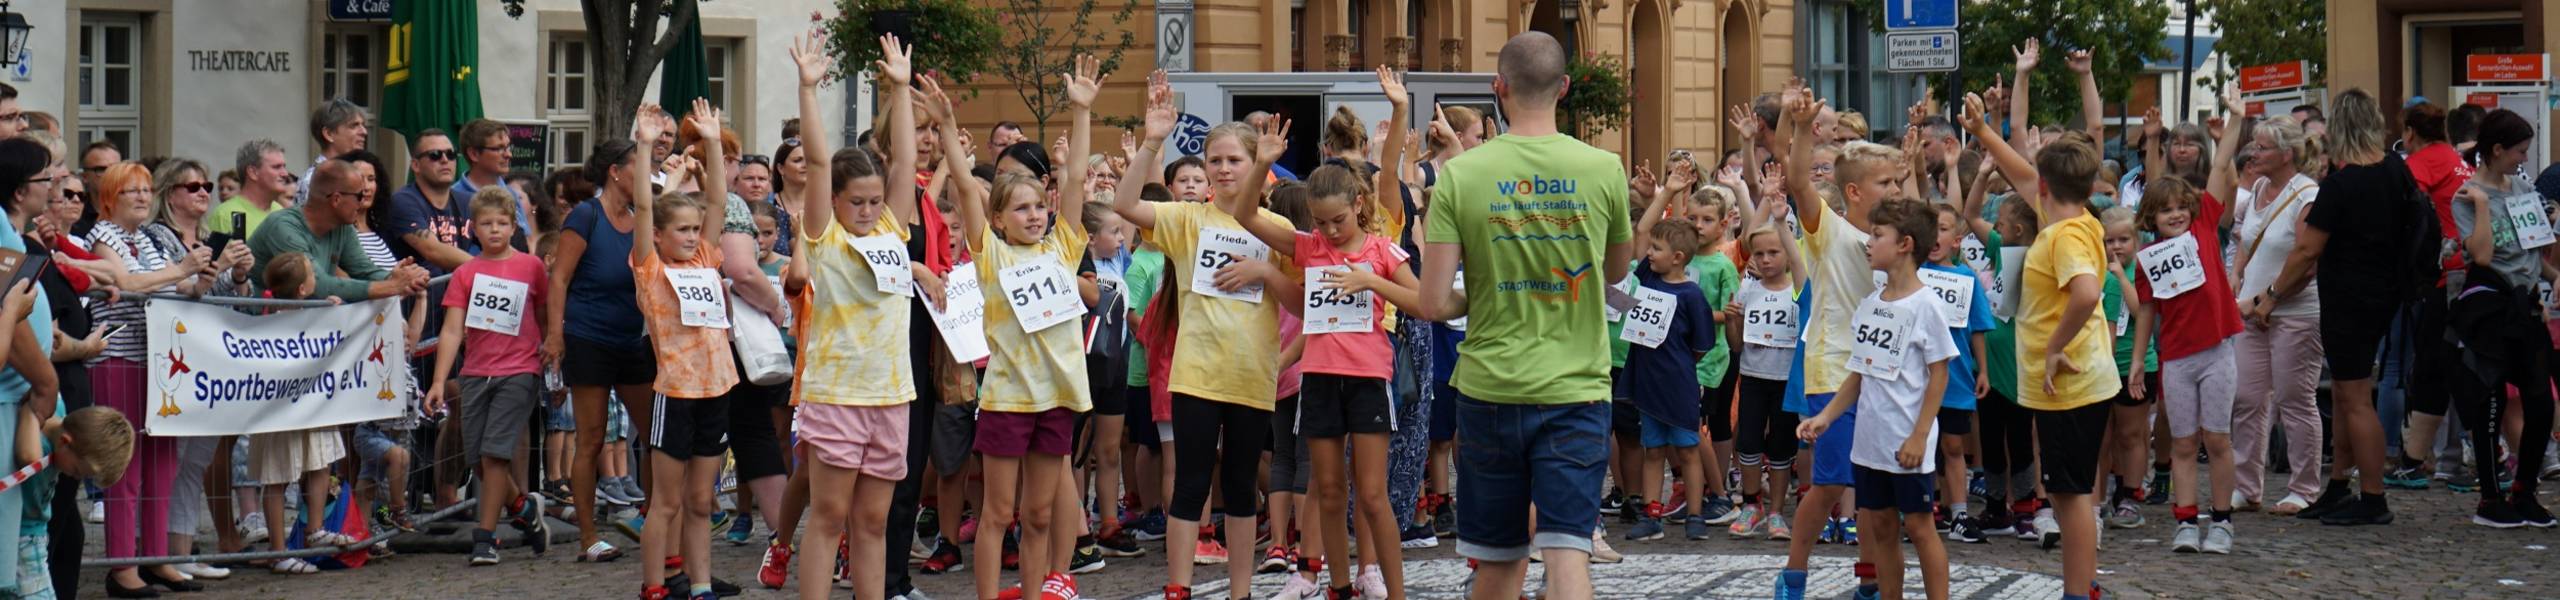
1451;394;1609;562
354;424;404;484
546;400;577;432
1638;412;1700;449
1806;394;1858;487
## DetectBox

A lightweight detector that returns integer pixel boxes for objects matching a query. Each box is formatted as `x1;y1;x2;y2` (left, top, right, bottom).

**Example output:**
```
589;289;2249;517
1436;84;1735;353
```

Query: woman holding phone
89;161;217;594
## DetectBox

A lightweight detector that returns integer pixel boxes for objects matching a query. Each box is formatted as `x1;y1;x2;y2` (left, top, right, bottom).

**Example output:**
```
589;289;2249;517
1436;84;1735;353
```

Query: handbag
728;291;793;386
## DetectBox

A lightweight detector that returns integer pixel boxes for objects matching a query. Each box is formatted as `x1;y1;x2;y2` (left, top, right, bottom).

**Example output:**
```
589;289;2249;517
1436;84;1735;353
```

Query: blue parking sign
1885;0;1957;30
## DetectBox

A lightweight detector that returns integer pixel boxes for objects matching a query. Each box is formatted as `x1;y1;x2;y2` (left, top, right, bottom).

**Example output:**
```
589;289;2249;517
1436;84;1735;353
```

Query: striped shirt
87;221;188;361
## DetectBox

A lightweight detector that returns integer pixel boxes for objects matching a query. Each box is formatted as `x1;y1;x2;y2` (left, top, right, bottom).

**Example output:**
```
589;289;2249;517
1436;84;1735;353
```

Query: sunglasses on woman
170;182;214;194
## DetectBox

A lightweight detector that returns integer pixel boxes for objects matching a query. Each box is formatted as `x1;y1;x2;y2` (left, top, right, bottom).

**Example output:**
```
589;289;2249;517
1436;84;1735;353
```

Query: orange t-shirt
632;249;741;399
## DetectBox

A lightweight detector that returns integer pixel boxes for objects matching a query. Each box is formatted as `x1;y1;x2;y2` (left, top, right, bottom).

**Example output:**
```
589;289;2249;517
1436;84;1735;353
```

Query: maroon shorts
974;407;1077;457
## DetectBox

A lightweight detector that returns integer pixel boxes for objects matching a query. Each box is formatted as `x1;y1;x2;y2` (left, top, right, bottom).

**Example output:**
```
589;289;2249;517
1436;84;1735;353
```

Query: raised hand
2065;48;2093;74
1121;130;1140;160
1254;116;1291;166
1630;160;1659;200
1729;105;1762;142
1377;65;1410;107
1428;104;1459;149
2013;37;2041;72
1983;74;2009;113
2220;82;2245;118
1959;93;1989;133
1142;70;1177;144
919;73;957;125
875;33;912;87
633;103;671;143
2142;106;2164;141
1664;161;1697;194
789;29;832;88
687;98;723;139
1064;54;1103;109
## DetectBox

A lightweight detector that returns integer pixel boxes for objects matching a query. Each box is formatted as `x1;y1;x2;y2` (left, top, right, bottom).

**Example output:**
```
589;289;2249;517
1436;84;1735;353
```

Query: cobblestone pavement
85;485;2560;599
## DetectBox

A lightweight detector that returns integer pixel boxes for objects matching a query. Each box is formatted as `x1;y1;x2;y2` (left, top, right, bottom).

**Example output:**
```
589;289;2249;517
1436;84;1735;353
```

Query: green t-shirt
2103;268;2160;375
1425;134;1632;405
19;438;53;533
1690;253;1740;386
1122;247;1167;388
208;196;280;240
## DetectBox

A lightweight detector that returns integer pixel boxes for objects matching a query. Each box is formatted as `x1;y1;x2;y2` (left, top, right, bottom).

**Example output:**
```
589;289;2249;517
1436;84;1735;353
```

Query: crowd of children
8;21;2560;600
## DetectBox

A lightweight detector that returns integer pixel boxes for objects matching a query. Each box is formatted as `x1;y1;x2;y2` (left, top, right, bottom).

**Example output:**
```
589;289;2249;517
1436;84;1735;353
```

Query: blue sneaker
725;509;754;545
1852;585;1883;600
1125;510;1168;542
1817;517;1844;544
1772;569;1808;600
1841;518;1860;545
1623;517;1666;541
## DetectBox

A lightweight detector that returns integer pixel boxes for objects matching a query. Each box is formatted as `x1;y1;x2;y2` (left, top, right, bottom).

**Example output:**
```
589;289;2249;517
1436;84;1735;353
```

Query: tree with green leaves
1849;0;2168;127
991;0;1139;140
2195;0;2324;88
826;0;1003;94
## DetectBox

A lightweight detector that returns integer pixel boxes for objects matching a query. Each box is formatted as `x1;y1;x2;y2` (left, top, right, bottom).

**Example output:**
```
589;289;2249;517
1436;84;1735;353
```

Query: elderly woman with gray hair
297;98;371;205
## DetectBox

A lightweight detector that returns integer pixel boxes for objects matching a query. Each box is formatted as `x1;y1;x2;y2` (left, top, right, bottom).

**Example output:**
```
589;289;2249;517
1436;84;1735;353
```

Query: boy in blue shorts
1618;221;1720;541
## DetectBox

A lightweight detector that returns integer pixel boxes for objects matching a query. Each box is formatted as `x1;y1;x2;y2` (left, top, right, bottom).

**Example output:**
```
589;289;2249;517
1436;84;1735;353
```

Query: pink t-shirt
1278;310;1304;399
1293;232;1407;381
440;251;550;377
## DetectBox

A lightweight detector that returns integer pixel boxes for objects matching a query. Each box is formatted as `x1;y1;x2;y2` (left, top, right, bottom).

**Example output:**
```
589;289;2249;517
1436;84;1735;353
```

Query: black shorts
2111;371;2163;407
1091;378;1129;416
1937;407;1975;436
650;395;730;460
2032;400;2113;495
563;336;657;387
1853;466;1939;514
1124;386;1160;450
1299;374;1393;437
1612;400;1641;438
1700;367;1737;442
2319;291;2397;381
725;382;789;480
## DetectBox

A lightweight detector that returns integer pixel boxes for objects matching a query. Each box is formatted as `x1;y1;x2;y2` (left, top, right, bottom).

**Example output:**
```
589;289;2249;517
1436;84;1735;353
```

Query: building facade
17;0;844;177
2328;0;2559;154
949;0;1799;169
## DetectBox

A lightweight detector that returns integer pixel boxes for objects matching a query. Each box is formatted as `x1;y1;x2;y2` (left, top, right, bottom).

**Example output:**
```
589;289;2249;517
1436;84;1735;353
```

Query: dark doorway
1231;94;1324;178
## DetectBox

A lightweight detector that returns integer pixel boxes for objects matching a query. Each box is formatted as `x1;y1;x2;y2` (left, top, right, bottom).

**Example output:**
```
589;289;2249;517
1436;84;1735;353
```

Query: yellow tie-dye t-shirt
976;222;1092;414
796;219;915;407
1140;202;1298;411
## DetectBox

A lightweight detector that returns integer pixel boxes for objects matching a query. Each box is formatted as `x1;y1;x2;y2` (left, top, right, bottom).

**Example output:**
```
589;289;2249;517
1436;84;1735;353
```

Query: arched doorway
1630;0;1670;167
1720;0;1758;159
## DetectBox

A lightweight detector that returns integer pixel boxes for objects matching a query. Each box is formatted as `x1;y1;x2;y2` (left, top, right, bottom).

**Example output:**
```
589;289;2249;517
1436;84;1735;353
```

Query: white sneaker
1275;573;1325;599
1588;529;1624;564
2170;522;2201;553
85;502;103;524
1357;564;1389;599
2201;521;2234;555
2032;508;2060;550
175;562;231;580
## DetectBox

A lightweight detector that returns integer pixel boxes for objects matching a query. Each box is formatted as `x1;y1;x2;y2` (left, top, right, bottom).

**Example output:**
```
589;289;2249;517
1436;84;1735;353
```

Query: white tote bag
729;291;794;386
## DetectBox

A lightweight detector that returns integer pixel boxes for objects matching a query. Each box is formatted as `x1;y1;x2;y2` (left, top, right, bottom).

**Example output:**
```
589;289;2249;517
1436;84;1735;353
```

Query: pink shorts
796;403;910;481
975;408;1076;457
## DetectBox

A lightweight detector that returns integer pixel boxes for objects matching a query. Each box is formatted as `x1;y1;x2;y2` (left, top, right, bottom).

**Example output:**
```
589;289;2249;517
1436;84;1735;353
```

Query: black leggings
1169;393;1272;522
1978;390;2037;503
2405;291;2459;417
1702;368;1737;443
1732;376;1800;468
2450;310;2556;500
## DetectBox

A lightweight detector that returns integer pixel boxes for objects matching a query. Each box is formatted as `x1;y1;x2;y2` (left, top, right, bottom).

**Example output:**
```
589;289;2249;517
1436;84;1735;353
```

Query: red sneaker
1161;584;1193;600
756;540;791;589
995;585;1025;600
638;585;671;600
1038;572;1079;600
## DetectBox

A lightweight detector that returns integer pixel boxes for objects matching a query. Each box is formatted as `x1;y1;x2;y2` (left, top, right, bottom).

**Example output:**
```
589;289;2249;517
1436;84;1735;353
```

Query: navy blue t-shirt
1618;259;1718;427
384;183;477;275
562;199;645;349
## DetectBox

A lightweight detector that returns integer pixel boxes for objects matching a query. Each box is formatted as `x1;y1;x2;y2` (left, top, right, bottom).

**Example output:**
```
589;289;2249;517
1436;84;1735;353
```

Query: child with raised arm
1612;220;1720;544
425;188;555;567
960;54;1104;600
1797;198;1959;600
1222;66;1418;600
628;99;739;600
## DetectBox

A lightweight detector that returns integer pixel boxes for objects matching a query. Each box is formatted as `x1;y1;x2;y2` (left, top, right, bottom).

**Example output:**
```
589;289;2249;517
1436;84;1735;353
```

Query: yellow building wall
943;0;1797;169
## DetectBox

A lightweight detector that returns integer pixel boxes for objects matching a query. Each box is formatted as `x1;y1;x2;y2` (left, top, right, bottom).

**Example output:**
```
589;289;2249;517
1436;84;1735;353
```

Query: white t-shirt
1803;207;1877;395
2233;174;2321;318
1850;287;1959;475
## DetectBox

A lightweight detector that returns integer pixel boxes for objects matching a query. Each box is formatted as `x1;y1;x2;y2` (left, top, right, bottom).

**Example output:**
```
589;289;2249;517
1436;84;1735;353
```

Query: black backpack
2392;164;2448;305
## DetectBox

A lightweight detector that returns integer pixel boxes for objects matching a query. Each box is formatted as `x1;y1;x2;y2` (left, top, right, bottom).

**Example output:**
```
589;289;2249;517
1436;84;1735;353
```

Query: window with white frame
705;38;738;117
322;27;385;109
78;14;144;157
546;35;592;171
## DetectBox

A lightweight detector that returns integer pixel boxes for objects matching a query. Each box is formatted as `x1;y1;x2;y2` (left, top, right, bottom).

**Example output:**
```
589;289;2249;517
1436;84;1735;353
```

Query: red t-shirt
2404;142;2471;270
2131;192;2243;361
1292;232;1408;381
439;252;551;377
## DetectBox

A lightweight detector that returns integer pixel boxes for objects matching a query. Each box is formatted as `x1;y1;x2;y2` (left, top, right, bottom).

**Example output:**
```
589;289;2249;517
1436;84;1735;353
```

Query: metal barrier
85;274;453;309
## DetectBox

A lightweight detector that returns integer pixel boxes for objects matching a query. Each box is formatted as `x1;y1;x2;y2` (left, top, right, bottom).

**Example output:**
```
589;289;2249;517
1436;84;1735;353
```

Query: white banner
145;299;410;436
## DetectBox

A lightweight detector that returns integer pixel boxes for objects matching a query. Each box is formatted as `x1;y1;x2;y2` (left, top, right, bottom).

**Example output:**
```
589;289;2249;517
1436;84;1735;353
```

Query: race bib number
1001;258;1084;333
1848;302;1914;380
1991;247;2026;319
2508;192;2555;250
464;275;530;334
1617;286;1677;348
666;268;730;329
1740;284;1798;348
1961;235;1992;274
1303;266;1376;334
1191;226;1270;303
1917;269;1976;328
848;234;915;296
2136;233;2206;299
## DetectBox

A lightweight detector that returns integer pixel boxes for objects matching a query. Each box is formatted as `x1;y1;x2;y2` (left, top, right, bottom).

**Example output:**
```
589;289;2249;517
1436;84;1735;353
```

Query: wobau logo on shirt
1494;175;1580;196
1495;262;1596;303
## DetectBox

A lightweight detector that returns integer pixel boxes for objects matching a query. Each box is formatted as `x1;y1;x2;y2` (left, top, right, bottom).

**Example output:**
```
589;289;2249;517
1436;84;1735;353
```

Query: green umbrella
661;17;712;121
380;0;485;142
